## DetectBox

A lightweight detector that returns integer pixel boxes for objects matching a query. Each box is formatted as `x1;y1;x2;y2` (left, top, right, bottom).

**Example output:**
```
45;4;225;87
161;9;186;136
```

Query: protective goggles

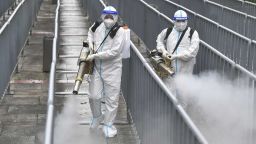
102;10;118;15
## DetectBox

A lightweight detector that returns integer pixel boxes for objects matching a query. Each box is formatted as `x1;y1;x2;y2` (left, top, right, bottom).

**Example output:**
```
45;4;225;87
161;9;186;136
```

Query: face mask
104;18;115;29
174;21;187;32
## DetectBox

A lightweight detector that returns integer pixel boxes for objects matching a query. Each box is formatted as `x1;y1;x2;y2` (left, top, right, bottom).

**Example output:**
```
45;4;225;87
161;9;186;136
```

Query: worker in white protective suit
156;10;200;94
86;6;125;137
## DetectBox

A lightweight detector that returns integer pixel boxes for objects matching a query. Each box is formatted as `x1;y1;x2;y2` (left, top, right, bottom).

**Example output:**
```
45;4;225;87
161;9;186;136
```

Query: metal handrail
44;0;60;143
245;0;256;6
99;0;106;8
206;0;248;15
206;0;256;23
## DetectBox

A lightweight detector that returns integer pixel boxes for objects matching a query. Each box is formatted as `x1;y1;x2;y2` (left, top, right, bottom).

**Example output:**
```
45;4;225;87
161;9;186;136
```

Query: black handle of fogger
73;90;78;95
83;41;89;47
146;48;164;57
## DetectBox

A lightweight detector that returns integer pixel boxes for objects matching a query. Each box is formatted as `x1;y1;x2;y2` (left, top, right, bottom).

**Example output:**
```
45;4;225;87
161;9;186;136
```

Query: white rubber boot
103;124;117;138
89;115;104;129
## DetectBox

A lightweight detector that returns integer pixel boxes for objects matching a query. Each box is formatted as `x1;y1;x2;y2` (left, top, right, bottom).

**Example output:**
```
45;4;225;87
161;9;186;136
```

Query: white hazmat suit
156;10;200;93
86;6;125;137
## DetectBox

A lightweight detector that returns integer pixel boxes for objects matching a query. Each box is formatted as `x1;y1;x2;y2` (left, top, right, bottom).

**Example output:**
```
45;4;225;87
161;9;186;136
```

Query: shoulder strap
94;23;120;53
172;27;188;54
91;21;102;32
189;28;195;40
164;27;173;41
109;23;121;38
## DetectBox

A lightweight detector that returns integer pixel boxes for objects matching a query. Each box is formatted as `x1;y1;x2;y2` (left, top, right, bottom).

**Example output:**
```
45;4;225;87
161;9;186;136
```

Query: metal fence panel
217;27;250;68
244;1;256;16
205;0;256;39
0;0;16;17
210;0;243;11
0;30;11;96
211;0;256;17
155;0;178;18
204;2;223;24
222;7;246;35
250;41;256;74
194;16;219;49
86;0;104;23
120;0;145;42
121;59;129;101
180;0;205;14
0;0;42;96
195;43;234;77
144;8;162;50
246;16;256;40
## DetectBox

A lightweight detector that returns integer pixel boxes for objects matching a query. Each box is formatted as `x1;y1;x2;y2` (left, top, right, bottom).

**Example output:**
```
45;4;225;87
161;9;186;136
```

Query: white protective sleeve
177;30;200;61
87;24;94;48
156;28;169;54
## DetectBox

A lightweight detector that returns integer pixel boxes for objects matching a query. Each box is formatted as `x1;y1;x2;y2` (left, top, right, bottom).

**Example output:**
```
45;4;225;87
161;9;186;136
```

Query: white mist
175;72;255;144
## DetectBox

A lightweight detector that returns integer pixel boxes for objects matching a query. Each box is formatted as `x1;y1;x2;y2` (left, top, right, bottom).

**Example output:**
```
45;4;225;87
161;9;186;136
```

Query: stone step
0;135;36;144
38;10;55;17
56;58;79;70
56;73;77;81
18;55;43;72
36;16;55;22
39;2;56;12
0;106;8;115
0;114;38;124
11;72;48;81
58;45;82;55
1;124;44;137
60;20;90;27
60;16;88;22
7;90;48;95
60;27;88;35
60;10;84;16
2;96;40;105
28;35;45;45
9;83;47;92
59;35;87;45
6;105;47;115
60;7;83;11
9;81;88;93
22;44;43;57
32;25;55;33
